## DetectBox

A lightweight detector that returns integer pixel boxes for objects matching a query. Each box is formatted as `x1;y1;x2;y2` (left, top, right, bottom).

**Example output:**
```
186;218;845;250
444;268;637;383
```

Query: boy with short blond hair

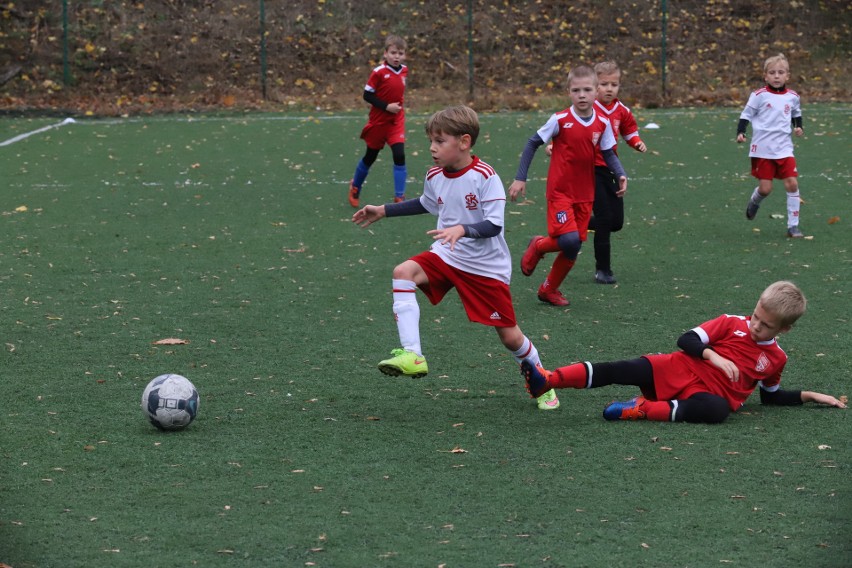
348;35;409;207
508;65;627;306
353;105;561;410
522;281;847;423
737;53;805;238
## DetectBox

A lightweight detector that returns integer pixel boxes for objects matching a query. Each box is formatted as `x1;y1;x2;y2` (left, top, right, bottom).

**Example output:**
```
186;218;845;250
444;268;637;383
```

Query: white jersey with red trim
419;156;512;284
739;87;801;159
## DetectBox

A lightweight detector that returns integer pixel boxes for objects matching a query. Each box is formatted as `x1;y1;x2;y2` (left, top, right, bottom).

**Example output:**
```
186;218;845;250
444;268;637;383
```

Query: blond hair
759;281;807;327
384;35;407;51
568;65;598;87
764;53;789;73
594;61;621;77
425;105;480;146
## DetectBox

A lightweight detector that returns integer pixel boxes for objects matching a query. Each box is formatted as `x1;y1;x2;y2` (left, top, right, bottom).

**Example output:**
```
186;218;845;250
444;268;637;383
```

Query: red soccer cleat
537;287;570;306
521;236;545;276
348;180;360;208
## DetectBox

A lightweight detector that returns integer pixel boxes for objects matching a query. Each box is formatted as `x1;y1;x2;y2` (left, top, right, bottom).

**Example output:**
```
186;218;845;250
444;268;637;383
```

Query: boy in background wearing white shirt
352;105;560;410
737;53;804;238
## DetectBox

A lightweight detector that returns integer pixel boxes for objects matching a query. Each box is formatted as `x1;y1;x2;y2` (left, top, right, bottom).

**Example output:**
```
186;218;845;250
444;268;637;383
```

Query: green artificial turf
1;107;849;567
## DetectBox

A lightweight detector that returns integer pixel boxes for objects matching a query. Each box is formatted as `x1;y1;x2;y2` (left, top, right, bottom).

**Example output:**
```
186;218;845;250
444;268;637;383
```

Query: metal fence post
260;0;267;99
63;0;70;85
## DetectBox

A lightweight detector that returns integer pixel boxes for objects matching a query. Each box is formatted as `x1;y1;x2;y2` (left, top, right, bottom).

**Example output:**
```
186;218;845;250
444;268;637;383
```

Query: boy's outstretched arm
352;204;386;228
508;134;545;201
760;387;847;409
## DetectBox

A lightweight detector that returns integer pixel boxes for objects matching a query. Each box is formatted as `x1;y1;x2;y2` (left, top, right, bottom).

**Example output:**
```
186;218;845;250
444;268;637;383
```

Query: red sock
549;362;589;389
640;398;674;422
543;253;575;291
536;236;562;253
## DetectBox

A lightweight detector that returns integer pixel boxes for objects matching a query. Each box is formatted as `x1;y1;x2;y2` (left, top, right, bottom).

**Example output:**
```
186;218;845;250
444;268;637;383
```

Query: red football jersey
364;62;407;127
648;314;788;411
593;99;642;167
536;107;616;202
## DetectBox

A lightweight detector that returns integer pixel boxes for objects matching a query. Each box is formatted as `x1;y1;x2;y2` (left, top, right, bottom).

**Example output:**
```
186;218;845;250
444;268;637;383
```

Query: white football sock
510;335;541;366
786;191;801;228
392;279;422;355
750;187;766;203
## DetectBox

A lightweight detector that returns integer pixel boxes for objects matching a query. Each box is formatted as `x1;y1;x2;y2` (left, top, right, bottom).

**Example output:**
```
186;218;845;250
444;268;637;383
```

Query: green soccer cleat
378;348;429;378
536;388;560;410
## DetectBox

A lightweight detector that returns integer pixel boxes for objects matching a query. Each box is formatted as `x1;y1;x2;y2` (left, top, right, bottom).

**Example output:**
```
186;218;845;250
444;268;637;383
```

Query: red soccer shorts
360;118;406;150
750;156;798;180
409;251;517;328
546;198;593;241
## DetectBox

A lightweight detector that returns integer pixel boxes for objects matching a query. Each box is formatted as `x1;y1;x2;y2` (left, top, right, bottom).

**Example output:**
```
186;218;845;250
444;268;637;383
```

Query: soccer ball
141;374;200;431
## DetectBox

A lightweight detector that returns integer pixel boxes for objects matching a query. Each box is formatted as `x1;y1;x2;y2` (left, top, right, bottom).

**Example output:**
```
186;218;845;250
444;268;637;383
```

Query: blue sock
352;160;370;190
393;164;407;198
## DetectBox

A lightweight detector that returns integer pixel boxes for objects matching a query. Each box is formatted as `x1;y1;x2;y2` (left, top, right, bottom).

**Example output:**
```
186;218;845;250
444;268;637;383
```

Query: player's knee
556;232;581;257
682;393;730;424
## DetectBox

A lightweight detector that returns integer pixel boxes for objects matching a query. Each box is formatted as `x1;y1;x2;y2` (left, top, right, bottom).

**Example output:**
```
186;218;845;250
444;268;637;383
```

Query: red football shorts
546;198;593;241
750;156;798;180
360;118;406;150
409;251;517;328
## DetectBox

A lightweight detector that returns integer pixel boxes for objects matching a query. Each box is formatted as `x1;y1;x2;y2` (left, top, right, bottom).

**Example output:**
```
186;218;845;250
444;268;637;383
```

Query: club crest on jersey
613;120;621;131
465;193;479;210
556;210;568;224
592;132;601;145
755;352;770;372
784;103;791;115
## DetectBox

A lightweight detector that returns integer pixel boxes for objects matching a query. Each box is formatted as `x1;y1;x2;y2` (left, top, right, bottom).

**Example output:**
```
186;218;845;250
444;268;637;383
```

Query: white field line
0;117;77;147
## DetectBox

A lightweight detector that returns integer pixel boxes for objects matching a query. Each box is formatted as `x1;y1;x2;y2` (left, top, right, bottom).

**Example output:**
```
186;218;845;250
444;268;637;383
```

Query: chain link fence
1;1;849;113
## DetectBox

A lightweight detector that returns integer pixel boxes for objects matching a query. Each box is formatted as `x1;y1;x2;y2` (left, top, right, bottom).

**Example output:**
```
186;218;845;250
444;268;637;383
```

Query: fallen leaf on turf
83;445;95;451
770;214;785;219
839;395;848;404
828;216;840;224
818;445;832;450
640;542;650;549
152;338;189;345
15;205;28;212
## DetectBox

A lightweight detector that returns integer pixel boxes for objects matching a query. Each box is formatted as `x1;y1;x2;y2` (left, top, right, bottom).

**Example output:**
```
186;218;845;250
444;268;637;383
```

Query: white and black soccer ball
141;374;200;431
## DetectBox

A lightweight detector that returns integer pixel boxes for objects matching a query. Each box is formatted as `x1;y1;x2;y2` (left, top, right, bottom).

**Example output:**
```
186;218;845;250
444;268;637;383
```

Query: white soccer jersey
419;156;512;284
740;87;801;159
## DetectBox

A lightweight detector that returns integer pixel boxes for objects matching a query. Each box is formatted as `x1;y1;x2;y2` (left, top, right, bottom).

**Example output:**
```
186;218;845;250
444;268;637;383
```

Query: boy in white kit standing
737;53;804;238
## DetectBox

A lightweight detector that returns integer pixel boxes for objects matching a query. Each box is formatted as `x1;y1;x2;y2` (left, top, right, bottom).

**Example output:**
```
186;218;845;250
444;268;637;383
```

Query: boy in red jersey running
522;281;846;423
348;35;408;207
588;61;647;284
353;106;560;410
737;53;805;238
509;65;627;307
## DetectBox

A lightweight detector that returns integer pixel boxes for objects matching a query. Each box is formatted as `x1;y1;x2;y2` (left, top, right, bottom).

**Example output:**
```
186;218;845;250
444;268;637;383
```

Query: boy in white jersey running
352;105;560;410
737;53;804;238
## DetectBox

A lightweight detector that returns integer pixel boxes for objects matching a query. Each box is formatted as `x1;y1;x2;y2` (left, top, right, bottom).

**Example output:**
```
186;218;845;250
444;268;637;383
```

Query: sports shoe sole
378;363;428;379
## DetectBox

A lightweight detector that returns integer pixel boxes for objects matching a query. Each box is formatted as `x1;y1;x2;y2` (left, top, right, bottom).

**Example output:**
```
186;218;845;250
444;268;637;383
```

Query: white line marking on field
0;117;76;147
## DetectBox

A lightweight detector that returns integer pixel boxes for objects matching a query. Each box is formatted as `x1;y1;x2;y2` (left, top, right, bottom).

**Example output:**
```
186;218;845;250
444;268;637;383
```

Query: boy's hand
386;102;402;114
793;126;804;137
508;180;527;201
635;141;647;153
545;143;553;157
427;225;465;250
615;176;628;198
736;133;747;143
706;350;740;382
352;204;386;228
802;391;847;408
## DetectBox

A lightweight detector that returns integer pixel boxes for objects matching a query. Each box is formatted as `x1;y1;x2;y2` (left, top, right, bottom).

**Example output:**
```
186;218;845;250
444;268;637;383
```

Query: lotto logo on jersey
755;352;770;373
465;193;479;210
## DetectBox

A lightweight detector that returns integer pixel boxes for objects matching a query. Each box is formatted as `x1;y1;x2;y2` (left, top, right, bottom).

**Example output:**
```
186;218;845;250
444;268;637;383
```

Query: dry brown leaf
152;338;189;345
827;216;840;224
450;446;467;454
